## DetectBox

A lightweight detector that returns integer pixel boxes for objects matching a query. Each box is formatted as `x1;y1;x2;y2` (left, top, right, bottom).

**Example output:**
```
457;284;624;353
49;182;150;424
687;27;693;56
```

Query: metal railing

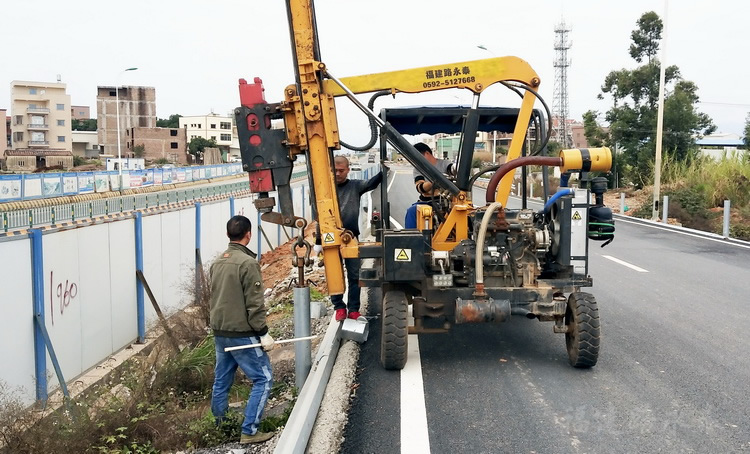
2;180;252;232
1;166;313;233
26;107;50;113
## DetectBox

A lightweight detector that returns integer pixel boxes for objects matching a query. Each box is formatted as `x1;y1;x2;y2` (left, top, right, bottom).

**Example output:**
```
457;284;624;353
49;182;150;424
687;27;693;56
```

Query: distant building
180;113;233;154
697;132;746;160
10;80;72;152
97;85;156;158
1;109;9;148
128;127;188;164
106;157;144;171
71;105;91;120
71;131;100;158
3;149;73;172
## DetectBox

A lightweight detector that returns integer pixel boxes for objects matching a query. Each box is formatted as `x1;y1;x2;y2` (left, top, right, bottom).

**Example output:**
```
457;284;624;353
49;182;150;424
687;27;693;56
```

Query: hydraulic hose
474;201;503;296
340;90;391;151
542;188;575;213
485;156;562;204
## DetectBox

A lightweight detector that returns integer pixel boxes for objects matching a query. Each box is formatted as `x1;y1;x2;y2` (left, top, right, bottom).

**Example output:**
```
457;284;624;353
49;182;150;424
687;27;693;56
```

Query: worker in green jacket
210;215;275;444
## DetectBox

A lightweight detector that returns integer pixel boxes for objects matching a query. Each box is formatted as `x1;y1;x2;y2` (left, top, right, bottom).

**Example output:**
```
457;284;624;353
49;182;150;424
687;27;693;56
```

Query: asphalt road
343;165;750;453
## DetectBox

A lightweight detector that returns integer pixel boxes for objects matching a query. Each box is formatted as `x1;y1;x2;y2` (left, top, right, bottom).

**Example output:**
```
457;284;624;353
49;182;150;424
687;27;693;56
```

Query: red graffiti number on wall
49;271;78;325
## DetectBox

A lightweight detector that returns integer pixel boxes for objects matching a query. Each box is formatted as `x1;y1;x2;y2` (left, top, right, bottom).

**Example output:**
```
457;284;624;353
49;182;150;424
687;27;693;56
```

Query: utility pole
652;0;668;220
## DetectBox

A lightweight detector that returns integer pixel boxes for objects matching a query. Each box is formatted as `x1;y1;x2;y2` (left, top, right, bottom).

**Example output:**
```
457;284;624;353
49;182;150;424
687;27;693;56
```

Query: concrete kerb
613;213;750;247
274;259;372;454
273;315;344;454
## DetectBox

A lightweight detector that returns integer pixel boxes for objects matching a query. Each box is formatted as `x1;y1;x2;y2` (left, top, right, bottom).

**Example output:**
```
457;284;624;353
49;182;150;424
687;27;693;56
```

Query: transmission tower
552;20;573;148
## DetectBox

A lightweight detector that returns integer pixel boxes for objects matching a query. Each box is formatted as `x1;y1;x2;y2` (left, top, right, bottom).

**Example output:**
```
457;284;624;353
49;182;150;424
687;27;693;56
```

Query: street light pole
116;67;138;189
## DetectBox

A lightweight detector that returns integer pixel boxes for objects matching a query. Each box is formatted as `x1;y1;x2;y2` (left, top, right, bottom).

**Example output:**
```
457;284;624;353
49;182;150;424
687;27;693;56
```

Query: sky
2;0;749;145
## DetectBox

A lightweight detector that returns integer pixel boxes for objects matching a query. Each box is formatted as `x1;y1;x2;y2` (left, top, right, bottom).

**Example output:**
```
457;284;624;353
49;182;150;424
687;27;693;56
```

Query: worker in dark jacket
331;156;383;321
210;215;275;444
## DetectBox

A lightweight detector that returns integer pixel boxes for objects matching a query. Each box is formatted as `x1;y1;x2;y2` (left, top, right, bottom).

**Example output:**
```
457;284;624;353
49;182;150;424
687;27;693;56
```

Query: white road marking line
615;216;750;250
602;255;649;273
387;171;398;192
390;217;404;230
401;333;430;454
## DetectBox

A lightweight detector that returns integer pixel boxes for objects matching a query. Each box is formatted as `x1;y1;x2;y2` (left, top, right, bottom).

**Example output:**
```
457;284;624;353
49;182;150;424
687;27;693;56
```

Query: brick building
71;105;91;120
128;127;188;164
97;86;156;157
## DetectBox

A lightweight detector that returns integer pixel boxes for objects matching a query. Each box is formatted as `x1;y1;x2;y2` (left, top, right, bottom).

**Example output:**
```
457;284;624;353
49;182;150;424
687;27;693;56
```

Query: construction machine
234;0;615;370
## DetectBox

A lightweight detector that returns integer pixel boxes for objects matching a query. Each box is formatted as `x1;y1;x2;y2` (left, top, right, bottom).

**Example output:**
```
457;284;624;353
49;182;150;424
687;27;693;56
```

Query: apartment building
179;113;233;153
97;85;156;157
1;109;9;149
71;105;91;120
10;81;72;153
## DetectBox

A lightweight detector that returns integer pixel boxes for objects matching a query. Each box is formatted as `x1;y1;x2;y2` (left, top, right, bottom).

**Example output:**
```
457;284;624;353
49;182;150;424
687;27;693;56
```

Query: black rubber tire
565;292;600;368
380;290;408;370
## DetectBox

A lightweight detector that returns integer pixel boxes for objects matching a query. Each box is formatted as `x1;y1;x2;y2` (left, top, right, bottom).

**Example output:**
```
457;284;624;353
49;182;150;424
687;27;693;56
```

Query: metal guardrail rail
1;168;310;232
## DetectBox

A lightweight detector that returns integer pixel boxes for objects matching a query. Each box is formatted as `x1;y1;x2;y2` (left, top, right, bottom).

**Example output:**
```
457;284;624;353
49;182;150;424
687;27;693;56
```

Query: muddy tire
565;292;600;368
380;290;408;370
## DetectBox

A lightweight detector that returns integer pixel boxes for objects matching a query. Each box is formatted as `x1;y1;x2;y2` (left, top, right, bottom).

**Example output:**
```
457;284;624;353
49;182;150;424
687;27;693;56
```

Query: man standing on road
210;215;276;444
331;156;383;321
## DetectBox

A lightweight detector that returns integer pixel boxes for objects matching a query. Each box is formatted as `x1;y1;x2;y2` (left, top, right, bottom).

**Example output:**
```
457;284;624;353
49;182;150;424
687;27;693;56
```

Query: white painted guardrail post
662;195;669;224
723;200;731;238
620;192;625;214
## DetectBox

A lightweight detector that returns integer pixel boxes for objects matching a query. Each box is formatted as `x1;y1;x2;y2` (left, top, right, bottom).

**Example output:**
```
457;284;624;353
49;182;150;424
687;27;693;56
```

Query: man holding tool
209;215;275;444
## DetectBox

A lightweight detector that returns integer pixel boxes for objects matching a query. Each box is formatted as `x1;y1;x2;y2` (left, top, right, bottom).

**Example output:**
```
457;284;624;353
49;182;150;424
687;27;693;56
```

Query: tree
156;114;182;128
582;111;608;147
598;11;715;187
188;137;217;157
133;144;145;158
744;114;750;149
72;119;97;131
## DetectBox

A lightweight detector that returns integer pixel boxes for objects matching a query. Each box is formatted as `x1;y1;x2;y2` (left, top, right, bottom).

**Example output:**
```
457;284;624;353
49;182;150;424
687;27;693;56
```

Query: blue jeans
331;257;360;312
212;335;273;436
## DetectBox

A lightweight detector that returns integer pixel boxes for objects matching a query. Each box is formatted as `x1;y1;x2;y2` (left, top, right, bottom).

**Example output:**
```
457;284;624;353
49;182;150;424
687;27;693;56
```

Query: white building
179;113;233;154
106;157;144;171
72;130;101;158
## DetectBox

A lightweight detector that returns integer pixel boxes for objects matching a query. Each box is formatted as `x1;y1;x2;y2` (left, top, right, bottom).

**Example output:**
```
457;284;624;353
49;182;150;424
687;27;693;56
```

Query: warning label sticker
323;232;335;243
395;248;411;262
572;211;582;221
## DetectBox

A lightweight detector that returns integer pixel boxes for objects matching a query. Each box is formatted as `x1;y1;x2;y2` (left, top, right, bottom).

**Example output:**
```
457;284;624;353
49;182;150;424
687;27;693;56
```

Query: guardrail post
620;192;625;214
29;229;48;402
723;200;731;238
257;210;262;260
195;202;202;301
229;196;235;216
134;212;146;343
294;286;312;389
661;195;669;224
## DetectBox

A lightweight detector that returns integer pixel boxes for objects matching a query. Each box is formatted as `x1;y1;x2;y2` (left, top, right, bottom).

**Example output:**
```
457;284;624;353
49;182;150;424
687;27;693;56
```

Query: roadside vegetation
0;266;301;453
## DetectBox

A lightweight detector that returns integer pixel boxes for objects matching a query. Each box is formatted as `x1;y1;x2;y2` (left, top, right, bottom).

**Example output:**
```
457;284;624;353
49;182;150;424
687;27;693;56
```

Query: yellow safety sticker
395;248;411;262
572;211;582;221
323;232;335;243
